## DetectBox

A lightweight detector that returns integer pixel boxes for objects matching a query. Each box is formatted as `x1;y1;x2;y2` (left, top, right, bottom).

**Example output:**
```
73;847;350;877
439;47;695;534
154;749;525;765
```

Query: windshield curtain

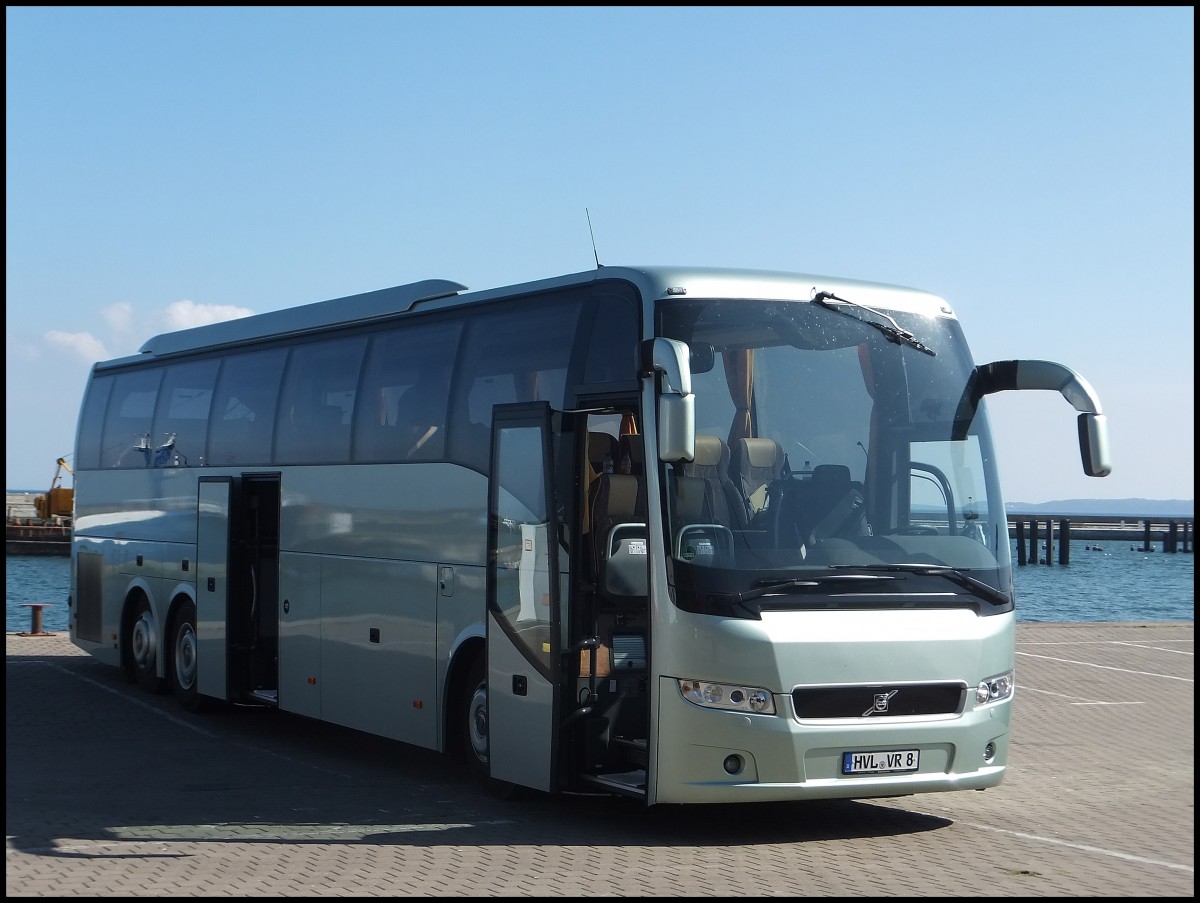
657;298;1013;618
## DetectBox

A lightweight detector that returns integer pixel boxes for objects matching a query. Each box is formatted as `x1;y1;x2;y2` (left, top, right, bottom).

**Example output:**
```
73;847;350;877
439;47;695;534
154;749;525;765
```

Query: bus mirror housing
974;359;1112;477
658;394;695;462
1077;411;1111;478
647;338;696;462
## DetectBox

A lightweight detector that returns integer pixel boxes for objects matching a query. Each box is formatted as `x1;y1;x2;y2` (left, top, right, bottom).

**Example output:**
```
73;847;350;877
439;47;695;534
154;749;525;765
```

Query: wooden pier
1008;512;1194;565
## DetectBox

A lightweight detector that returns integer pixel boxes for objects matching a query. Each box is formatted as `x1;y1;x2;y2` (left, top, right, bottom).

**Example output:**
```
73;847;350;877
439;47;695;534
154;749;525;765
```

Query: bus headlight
976;670;1014;706
678;679;776;714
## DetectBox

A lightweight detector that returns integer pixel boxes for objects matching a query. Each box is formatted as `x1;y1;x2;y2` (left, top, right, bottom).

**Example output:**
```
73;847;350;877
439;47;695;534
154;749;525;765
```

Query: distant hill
1006;498;1194;517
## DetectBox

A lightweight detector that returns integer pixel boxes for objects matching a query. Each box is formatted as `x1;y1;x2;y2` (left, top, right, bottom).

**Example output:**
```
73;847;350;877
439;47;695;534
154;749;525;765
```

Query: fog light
723;755;743;775
984;742;996;762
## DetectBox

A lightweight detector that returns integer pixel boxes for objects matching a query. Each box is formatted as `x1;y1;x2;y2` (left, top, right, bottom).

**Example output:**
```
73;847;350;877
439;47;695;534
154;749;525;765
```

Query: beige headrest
740;437;781;468
693;434;726;467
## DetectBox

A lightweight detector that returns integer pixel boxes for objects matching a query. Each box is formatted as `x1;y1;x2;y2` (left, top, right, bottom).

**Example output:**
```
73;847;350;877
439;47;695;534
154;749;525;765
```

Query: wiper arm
736;573;897;605
830;564;1009;606
812;290;936;356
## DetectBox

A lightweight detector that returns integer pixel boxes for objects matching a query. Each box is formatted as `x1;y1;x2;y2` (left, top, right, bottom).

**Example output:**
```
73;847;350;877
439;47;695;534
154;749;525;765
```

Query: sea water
6;540;1195;633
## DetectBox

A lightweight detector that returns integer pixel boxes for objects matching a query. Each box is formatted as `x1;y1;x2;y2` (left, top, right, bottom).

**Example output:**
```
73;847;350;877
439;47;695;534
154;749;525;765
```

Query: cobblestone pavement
6;622;1194;897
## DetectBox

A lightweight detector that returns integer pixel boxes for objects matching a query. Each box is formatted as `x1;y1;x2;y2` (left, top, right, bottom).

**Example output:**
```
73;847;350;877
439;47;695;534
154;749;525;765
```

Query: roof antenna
585;208;603;268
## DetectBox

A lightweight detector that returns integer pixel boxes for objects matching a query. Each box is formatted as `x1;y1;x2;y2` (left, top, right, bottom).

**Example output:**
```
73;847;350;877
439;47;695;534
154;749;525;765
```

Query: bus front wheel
462;657;522;799
464;659;491;783
169;600;209;712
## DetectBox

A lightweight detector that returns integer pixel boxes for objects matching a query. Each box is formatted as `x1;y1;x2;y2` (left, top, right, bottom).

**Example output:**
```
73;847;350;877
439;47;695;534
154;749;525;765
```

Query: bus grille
791;682;965;719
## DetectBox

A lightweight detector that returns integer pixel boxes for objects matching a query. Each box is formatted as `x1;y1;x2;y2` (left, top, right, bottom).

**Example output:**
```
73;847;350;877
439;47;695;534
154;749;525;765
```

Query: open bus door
485;402;564;792
196;477;233;702
195;473;281;709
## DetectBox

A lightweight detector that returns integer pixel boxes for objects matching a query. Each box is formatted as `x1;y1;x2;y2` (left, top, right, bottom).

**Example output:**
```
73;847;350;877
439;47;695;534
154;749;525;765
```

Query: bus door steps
579;769;646;799
612;735;648;768
249;689;278;705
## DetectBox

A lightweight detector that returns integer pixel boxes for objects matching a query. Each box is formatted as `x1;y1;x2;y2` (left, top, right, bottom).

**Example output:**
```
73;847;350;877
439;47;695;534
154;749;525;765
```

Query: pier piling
1010;513;1194;563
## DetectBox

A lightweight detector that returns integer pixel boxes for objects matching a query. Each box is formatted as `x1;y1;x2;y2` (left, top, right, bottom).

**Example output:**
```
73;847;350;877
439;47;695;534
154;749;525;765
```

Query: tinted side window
207;348;288;466
75;374;113;470
450;293;584;471
583;281;640;385
100;369;164;468
353;320;463;463
151;359;219;467
274;336;367;464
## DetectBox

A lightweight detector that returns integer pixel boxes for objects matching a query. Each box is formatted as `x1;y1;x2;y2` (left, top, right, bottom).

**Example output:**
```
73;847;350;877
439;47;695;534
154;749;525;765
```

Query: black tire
461;657;523;800
463;658;491;784
169;600;210;712
127;597;165;694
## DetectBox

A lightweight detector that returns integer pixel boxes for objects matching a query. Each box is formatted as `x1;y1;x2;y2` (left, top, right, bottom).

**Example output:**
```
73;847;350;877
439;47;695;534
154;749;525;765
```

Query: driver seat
733;437;786;520
798;464;868;544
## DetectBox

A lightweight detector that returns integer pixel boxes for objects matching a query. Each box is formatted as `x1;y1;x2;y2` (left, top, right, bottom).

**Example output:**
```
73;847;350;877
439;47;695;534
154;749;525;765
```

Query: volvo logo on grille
863;689;899;716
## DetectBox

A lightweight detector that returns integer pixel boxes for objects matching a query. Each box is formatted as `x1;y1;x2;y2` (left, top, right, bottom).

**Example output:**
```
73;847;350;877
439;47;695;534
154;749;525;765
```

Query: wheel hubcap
131;611;156;671
469;684;489;763
175;624;197;690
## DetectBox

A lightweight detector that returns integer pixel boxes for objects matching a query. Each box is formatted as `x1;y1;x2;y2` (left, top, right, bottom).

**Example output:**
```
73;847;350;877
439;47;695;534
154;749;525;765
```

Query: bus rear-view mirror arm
974;359;1112;478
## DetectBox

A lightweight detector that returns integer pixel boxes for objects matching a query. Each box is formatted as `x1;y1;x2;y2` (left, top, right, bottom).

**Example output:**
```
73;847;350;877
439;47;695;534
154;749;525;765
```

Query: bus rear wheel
127;597;165;693
169;601;209;712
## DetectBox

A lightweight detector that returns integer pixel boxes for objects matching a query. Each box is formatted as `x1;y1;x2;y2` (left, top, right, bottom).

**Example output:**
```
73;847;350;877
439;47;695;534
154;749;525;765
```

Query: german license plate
842;749;920;774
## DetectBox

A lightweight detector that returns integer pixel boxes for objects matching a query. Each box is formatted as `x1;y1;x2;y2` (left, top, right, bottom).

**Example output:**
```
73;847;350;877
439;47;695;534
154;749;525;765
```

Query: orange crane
34;457;74;520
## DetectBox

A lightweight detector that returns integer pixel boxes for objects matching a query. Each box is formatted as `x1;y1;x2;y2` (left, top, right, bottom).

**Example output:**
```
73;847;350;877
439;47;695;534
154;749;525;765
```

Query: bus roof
134;278;467;360
117;265;951;365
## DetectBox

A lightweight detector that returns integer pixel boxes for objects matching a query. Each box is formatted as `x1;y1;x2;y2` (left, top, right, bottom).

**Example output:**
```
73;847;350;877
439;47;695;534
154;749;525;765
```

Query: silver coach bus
67;265;1110;805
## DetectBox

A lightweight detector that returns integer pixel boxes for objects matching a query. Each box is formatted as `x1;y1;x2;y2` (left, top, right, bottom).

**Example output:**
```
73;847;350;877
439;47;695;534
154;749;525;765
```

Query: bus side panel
279;463;487;564
73;469;199;671
318;556;439;749
71;537;169;673
72;537;122;667
196;479;231;701
273;462;491;746
73;544;106;646
73;469;198;545
277;552;323;719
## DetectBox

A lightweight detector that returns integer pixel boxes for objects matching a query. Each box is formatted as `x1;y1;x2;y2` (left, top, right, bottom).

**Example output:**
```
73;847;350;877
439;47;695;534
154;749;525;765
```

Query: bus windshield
658;297;1012;617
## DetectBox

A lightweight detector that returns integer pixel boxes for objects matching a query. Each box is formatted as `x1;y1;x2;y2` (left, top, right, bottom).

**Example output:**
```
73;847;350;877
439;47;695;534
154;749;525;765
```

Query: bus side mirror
975;359;1112;477
1078;412;1111;478
646;338;696;462
658;394;695;462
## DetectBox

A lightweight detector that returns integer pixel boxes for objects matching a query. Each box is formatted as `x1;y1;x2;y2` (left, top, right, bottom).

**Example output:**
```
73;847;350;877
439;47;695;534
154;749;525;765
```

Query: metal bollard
18;603;54;636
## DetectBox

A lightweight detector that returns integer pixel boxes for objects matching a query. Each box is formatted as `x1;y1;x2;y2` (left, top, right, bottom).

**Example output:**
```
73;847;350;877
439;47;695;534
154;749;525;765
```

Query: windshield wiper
829;564;1009;606
707;568;1000;620
736;573;897;605
812;291;936;356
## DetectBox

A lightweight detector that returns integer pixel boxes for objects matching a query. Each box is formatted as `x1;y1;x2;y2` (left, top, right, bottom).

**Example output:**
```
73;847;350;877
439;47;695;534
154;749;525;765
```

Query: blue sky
5;6;1194;503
